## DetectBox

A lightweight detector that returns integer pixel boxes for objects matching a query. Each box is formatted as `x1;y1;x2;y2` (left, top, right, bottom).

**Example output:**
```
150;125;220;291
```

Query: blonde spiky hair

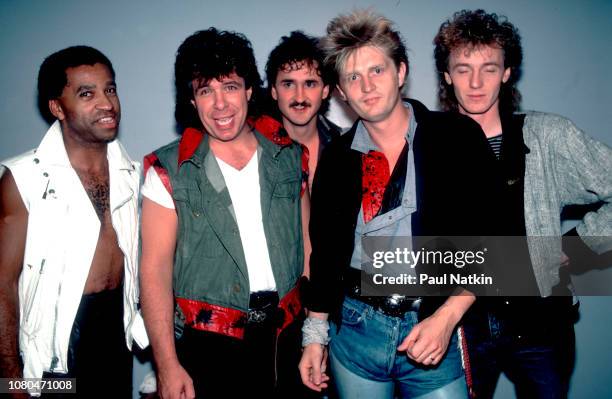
321;9;409;79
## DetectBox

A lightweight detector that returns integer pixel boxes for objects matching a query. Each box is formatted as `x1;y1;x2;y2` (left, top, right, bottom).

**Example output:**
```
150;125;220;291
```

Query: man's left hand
397;310;455;366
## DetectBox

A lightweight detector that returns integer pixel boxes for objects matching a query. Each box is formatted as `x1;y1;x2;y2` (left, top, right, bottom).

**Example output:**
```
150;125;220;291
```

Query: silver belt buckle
247;309;267;323
388;294;405;306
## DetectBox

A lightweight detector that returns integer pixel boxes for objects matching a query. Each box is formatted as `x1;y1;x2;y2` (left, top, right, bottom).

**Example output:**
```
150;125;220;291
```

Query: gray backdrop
1;0;610;398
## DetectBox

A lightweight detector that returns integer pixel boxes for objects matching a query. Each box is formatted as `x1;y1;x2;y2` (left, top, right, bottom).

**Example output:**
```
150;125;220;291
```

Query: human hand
560;251;570;268
397;311;456;366
157;361;195;399
298;343;330;391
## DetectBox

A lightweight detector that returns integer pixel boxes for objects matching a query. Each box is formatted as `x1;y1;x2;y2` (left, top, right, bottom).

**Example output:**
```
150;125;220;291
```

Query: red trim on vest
361;151;390;223
248;115;310;197
176;297;247;339
143;152;155;175
249;115;289;146
176;279;303;340
143;153;173;196
178;127;205;166
174;117;309;195
299;145;310;197
277;278;304;334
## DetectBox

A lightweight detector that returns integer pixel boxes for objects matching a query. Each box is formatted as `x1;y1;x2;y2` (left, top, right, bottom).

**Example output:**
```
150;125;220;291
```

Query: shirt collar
35;120;136;171
350;101;417;154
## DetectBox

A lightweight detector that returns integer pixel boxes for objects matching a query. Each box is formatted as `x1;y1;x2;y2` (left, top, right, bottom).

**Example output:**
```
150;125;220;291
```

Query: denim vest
153;130;304;331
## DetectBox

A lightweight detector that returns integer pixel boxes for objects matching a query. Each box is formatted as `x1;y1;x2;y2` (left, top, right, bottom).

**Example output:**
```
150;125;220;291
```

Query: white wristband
302;316;330;346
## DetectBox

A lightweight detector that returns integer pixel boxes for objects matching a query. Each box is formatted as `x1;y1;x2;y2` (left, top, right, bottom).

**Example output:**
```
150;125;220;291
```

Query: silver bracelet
302;316;330;346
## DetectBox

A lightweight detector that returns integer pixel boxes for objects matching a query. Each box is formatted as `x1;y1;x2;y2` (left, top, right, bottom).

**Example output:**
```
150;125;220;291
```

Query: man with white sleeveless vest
0;46;146;398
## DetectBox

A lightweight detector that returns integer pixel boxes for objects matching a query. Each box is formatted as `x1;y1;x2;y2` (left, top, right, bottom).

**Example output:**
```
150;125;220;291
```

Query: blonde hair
322;9;409;78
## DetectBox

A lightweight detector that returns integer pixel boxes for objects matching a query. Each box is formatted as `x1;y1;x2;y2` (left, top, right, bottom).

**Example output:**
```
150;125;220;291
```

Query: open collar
35;120;136;172
350;101;417;154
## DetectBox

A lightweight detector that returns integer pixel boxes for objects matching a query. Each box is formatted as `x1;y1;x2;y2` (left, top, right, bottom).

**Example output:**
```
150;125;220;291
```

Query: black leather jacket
306;99;498;321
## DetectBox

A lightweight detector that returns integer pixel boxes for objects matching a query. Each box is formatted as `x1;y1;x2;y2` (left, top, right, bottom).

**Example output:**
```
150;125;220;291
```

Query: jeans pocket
341;300;368;326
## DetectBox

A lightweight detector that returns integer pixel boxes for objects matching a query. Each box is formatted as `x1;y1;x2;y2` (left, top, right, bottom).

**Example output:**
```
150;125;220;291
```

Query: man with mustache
266;31;342;193
0;46;144;398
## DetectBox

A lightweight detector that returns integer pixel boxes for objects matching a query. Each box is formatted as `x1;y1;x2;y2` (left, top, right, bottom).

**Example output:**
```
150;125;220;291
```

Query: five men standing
1;7;610;399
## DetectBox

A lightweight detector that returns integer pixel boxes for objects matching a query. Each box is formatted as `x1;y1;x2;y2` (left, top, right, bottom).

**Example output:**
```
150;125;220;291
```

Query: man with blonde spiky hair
299;9;497;399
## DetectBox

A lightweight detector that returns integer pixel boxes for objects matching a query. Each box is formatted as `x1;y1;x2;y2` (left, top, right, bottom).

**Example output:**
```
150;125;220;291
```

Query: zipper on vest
110;213;132;313
49;277;64;372
24;259;45;324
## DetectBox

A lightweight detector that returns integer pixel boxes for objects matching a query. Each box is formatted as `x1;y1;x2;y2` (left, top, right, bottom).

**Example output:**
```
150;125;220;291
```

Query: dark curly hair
265;31;334;115
174;28;263;131
434;9;523;114
37;46;115;124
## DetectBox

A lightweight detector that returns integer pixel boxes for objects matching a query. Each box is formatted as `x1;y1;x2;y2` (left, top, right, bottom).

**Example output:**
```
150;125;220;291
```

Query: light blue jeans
329;296;468;399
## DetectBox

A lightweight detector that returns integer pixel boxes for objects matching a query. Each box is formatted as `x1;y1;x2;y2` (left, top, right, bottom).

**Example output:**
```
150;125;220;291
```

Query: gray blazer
522;112;612;296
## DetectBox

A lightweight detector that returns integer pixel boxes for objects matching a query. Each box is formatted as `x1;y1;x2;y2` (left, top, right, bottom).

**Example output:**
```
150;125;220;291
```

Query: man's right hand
140;197;187;398
157;361;195;399
298;343;330;392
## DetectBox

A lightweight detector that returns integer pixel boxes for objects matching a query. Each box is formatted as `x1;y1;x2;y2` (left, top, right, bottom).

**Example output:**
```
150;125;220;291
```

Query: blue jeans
462;299;576;399
329;297;468;399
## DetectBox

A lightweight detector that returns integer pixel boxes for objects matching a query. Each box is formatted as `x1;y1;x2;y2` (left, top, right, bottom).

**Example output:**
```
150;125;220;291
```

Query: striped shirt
487;133;503;158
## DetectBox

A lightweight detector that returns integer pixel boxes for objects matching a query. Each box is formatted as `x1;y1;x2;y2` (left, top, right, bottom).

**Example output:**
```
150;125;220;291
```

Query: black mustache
289;101;311;108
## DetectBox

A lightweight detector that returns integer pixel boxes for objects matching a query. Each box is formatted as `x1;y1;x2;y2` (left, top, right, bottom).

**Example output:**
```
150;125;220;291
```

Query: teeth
216;117;232;126
99;117;114;123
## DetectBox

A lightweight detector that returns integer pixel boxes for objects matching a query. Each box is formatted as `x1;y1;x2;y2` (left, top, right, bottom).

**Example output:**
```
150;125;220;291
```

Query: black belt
346;289;421;318
344;269;421;318
247;291;282;325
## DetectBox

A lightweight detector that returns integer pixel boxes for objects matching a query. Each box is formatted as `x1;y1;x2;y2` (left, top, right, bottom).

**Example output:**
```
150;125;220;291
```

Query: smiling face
271;61;329;128
190;72;252;143
336;45;406;124
444;44;511;118
49;63;121;146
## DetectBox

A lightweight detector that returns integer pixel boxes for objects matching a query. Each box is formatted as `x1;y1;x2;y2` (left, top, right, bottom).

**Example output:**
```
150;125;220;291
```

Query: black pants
176;295;318;399
463;297;577;399
42;287;132;398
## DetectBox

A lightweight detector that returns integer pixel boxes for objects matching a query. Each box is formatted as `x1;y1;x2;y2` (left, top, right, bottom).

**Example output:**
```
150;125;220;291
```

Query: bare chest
75;169;111;224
